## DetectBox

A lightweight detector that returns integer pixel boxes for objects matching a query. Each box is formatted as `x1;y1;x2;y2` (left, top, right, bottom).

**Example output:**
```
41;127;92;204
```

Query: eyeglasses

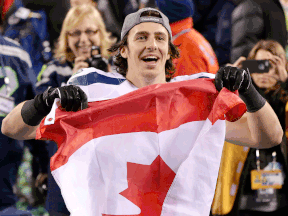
68;29;99;38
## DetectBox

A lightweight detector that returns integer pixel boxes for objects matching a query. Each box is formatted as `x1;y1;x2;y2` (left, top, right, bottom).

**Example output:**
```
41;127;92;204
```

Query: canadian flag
36;69;246;216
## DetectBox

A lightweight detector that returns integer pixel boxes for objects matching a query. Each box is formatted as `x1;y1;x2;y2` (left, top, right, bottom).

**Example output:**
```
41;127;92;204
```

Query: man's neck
126;70;167;88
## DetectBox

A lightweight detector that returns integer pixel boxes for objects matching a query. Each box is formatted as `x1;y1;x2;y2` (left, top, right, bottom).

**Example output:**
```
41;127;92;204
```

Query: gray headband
121;7;172;40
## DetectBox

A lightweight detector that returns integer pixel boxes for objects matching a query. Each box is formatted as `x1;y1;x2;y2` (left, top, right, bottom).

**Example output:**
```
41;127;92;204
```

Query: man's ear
120;46;128;59
166;53;171;60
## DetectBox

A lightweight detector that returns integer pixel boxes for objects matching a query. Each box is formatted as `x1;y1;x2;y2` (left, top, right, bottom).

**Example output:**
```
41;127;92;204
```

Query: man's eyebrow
155;32;167;37
135;31;149;36
134;31;167;37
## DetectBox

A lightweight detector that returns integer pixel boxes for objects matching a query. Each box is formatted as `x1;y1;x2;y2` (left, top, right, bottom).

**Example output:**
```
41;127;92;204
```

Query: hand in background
73;56;89;75
35;173;48;193
226;56;247;68
267;54;288;82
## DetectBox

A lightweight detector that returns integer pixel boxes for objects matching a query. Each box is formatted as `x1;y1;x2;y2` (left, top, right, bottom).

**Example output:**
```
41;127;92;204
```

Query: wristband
21;93;51;126
21;99;46;126
239;84;266;113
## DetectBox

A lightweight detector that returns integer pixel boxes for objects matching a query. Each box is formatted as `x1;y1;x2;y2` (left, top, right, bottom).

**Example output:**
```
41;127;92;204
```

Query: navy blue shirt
35;59;73;94
0;35;36;210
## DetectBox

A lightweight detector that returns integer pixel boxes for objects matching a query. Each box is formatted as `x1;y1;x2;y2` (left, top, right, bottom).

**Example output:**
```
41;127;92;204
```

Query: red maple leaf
103;155;176;216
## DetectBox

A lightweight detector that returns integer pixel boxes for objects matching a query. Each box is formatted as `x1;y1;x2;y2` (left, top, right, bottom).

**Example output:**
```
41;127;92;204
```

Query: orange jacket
171;17;219;77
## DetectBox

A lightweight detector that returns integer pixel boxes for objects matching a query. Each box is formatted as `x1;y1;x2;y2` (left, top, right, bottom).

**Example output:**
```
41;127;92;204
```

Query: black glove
215;66;266;112
36;85;88;113
21;85;88;126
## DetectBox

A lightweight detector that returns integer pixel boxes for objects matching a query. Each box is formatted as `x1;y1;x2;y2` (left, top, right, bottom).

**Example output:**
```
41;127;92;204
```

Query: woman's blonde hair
247;40;288;70
54;4;116;63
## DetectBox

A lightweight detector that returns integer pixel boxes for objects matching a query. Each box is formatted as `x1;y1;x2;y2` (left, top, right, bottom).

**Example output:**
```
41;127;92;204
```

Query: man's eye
137;36;146;40
157;36;164;41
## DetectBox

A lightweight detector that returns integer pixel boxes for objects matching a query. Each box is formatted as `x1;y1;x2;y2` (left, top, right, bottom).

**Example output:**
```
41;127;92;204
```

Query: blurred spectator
22;0;70;49
35;4;116;215
3;1;52;77
280;0;288;59
1;1;51;210
70;0;97;7
0;35;35;216
193;0;220;39
212;40;288;216
214;0;241;66
97;0;156;41
156;0;219;76
192;0;239;66
36;4;115;92
230;0;287;63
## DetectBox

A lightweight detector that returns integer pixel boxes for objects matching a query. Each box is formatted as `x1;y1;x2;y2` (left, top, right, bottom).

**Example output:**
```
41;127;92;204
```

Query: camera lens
258;63;265;70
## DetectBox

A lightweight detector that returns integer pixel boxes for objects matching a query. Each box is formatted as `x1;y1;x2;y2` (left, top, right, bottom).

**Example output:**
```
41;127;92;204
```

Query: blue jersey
35;59;73;94
4;7;52;77
0;36;36;110
0;35;36;210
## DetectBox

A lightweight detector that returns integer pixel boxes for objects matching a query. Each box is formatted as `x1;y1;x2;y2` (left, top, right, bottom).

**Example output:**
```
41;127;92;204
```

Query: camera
242;60;271;74
85;46;108;72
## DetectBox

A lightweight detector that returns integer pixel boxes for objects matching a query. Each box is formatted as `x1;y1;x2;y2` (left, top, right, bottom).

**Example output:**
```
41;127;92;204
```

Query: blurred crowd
0;0;288;215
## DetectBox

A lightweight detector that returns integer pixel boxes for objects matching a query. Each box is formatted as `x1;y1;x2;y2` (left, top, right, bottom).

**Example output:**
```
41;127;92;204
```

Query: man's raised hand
42;85;88;112
215;66;251;93
215;66;265;113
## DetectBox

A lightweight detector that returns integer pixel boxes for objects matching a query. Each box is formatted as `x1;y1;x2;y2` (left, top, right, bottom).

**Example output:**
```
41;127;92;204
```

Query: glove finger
229;67;238;91
233;69;245;91
78;87;88;110
223;66;231;90
215;67;225;92
71;87;82;112
243;69;251;91
60;87;72;111
57;87;67;109
46;88;59;106
65;86;75;111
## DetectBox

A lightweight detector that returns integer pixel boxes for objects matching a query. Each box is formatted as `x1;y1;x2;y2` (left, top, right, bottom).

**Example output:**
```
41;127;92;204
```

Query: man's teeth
143;57;158;61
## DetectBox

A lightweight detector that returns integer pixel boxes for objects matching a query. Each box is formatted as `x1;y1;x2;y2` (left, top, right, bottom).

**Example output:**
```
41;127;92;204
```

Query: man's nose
146;38;157;51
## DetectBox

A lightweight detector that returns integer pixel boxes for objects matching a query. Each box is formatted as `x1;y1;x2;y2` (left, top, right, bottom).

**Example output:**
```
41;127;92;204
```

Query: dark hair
108;10;180;82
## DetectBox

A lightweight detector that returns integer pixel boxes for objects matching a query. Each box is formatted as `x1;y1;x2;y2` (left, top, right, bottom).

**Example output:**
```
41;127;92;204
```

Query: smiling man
108;9;180;87
123;23;170;87
120;22;171;87
1;7;284;216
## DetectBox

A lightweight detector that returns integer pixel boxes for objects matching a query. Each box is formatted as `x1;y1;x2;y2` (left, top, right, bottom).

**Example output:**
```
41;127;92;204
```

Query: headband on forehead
121;7;172;40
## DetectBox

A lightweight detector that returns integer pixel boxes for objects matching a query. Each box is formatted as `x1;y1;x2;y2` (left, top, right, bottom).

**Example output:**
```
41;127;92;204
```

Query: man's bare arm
2;86;88;141
215;66;282;149
1;101;39;140
225;102;283;149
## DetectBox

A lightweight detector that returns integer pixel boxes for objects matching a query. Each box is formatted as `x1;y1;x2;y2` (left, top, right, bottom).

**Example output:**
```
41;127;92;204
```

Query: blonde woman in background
70;0;97;8
37;3;116;92
34;4;116;216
